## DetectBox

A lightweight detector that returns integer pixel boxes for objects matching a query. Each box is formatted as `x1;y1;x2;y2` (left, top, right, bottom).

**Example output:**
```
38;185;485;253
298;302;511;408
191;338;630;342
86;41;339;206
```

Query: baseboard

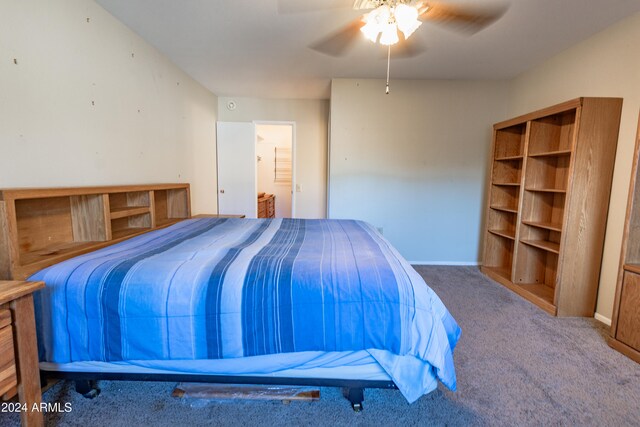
594;313;611;326
409;261;481;266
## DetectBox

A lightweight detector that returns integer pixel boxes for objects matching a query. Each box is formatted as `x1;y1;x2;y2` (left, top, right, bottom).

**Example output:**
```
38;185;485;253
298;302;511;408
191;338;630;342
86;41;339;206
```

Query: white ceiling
95;0;640;99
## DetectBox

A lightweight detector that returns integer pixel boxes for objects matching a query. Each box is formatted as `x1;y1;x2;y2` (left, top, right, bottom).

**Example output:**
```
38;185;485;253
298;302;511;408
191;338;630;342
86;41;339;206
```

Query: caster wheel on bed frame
75;380;101;399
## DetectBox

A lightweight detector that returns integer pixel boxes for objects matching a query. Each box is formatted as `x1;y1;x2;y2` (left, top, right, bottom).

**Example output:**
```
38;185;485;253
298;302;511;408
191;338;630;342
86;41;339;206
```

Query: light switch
296;184;302;192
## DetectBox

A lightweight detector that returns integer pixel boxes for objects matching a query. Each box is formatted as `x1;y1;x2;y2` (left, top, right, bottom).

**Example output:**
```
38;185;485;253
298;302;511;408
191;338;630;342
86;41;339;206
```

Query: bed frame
43;371;396;411
1;184;397;411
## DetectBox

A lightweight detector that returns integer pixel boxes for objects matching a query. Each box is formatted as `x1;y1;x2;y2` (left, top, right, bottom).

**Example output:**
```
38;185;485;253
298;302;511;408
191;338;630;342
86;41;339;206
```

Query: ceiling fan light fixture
395;3;422;39
360;4;390;42
380;22;399;45
360;2;422;45
360;19;381;42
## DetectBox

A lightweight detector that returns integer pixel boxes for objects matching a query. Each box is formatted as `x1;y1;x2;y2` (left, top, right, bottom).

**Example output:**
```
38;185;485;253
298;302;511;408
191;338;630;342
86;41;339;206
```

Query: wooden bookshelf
482;97;623;316
0;184;191;280
609;111;640;363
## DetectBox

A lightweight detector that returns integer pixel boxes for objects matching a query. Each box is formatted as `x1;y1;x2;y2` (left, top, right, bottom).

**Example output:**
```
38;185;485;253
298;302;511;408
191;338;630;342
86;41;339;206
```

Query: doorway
216;121;295;218
255;123;294;218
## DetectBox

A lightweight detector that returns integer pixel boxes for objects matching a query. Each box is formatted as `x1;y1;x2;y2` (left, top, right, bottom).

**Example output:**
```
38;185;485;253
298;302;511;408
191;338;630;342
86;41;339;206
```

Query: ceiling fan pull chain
386;44;391;94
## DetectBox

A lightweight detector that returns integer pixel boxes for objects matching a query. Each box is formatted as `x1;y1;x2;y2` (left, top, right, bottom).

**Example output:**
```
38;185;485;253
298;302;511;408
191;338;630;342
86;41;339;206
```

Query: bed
28;216;460;409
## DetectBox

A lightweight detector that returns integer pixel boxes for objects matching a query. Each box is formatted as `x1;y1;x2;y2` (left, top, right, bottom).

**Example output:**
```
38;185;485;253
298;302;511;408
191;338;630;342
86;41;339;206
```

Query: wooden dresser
1;280;45;427
609;111;640;363
258;193;275;219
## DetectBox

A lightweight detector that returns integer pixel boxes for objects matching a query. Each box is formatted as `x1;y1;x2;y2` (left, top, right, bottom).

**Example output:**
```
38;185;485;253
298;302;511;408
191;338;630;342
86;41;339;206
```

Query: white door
216;122;256;218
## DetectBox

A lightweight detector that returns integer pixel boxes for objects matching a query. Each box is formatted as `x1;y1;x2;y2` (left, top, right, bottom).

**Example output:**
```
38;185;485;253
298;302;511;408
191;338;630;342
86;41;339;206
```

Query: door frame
253;120;297;218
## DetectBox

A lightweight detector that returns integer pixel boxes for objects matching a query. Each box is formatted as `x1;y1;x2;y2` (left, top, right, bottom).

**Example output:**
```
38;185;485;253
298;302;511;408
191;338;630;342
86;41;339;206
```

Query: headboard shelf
109;206;151;220
0;184;191;280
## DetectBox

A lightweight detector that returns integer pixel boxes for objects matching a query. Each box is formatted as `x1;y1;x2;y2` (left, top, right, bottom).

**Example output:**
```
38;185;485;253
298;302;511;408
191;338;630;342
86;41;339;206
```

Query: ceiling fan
278;0;508;93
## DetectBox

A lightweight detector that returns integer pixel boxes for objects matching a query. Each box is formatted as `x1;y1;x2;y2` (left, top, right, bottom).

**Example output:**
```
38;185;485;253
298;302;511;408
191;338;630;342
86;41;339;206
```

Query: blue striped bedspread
31;218;461;403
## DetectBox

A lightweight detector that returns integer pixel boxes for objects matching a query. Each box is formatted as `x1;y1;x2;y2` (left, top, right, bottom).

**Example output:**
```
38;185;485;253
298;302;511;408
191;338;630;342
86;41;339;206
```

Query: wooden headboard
0;184;191;280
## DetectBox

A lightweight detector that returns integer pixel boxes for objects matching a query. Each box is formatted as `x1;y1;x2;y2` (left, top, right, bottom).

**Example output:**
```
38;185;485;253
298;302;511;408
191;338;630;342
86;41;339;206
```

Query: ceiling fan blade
419;1;508;34
277;0;354;14
310;18;365;57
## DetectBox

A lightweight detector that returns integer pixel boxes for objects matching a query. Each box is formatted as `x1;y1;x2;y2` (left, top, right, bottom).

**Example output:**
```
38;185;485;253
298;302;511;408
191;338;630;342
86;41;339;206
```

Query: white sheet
40;350;392;381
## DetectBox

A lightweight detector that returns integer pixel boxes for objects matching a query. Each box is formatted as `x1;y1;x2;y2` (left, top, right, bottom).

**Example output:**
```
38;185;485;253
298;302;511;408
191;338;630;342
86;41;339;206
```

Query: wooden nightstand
0;281;45;427
192;214;246;218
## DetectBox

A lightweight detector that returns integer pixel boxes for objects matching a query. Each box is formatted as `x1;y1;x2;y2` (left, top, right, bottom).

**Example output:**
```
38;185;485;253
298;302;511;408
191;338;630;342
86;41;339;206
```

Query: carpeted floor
2;266;639;426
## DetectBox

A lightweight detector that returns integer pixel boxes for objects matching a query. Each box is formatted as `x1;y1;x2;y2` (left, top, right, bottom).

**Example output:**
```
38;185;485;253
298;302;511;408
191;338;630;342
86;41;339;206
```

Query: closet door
216;122;257;218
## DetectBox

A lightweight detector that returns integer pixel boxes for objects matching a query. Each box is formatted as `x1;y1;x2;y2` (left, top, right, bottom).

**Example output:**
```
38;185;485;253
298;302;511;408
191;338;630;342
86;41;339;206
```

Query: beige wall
507;12;640;322
0;0;219;215
217;97;329;219
329;79;510;263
